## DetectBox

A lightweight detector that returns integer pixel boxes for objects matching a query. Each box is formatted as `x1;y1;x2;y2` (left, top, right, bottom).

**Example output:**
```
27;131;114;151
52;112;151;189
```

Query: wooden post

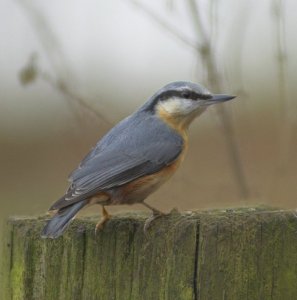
2;208;297;300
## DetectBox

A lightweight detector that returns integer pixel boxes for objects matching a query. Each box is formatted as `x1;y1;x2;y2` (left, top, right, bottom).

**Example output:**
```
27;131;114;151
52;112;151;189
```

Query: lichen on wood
2;208;297;300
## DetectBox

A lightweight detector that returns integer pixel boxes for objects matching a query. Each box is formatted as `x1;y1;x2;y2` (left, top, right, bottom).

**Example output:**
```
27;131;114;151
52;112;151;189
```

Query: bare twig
187;0;250;199
130;0;198;50
39;72;111;124
209;0;218;46
186;0;209;46
18;0;72;82
18;0;110;126
222;1;251;99
272;0;290;171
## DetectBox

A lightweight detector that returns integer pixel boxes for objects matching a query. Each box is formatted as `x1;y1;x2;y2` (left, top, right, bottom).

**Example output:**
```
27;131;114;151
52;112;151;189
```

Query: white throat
159;97;199;116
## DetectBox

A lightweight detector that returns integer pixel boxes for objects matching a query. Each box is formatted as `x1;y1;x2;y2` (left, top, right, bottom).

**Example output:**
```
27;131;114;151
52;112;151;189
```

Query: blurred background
1;0;297;230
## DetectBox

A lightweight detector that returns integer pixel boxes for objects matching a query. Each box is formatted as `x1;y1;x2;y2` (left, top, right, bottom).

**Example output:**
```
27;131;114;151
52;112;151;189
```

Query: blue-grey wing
73;114;138;168
50;112;183;210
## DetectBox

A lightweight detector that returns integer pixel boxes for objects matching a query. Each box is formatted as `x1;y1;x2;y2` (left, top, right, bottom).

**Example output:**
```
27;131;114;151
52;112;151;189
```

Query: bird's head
142;81;235;130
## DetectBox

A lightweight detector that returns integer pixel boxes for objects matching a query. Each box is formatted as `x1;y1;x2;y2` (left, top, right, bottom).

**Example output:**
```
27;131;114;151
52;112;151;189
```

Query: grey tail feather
41;200;88;239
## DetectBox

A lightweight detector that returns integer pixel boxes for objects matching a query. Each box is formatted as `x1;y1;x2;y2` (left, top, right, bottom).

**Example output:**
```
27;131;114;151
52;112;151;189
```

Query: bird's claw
144;213;164;233
143;207;181;234
94;216;111;235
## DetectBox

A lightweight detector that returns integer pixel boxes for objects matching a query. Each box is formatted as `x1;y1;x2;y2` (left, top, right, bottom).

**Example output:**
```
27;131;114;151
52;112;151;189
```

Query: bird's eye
182;91;190;99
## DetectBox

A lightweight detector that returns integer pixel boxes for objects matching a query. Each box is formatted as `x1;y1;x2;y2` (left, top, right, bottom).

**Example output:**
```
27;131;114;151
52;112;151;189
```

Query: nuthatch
42;81;235;238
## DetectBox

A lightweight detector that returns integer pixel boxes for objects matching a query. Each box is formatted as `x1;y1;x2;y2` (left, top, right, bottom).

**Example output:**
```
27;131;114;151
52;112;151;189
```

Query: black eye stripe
158;90;211;101
181;91;190;98
143;87;212;112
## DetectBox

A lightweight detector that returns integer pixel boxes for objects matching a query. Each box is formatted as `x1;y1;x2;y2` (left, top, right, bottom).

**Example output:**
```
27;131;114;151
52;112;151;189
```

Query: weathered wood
2;208;297;300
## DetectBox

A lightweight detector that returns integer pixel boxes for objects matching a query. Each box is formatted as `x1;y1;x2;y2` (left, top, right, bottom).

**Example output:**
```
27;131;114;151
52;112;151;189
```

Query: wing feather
50;113;183;210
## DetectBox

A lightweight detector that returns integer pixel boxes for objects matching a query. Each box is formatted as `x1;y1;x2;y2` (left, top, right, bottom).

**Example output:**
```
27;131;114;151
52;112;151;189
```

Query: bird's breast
109;151;187;206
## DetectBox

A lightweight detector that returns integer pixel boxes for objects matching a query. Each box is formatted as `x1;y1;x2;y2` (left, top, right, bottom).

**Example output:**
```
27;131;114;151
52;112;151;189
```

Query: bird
41;81;235;238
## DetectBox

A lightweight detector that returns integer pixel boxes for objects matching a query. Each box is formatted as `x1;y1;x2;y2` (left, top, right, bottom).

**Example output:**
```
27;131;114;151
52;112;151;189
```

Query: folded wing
50;113;183;210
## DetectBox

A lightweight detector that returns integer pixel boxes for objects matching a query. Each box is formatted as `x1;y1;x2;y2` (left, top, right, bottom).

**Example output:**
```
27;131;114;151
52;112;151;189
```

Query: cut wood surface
2;208;297;300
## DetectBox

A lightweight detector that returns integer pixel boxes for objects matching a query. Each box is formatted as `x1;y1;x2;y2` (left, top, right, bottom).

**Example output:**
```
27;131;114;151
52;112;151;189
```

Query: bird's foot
168;207;179;215
95;217;110;234
95;206;111;235
143;211;165;233
143;207;181;233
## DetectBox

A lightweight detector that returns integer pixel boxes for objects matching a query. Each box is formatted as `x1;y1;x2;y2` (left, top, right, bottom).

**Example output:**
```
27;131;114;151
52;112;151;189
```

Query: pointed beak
208;94;236;104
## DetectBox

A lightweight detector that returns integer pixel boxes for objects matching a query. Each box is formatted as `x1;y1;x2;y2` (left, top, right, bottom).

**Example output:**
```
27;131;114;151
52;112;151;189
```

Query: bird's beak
208;94;236;104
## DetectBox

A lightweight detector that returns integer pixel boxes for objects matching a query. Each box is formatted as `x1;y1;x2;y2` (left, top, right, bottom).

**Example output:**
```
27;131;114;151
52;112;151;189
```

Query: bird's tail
41;200;88;239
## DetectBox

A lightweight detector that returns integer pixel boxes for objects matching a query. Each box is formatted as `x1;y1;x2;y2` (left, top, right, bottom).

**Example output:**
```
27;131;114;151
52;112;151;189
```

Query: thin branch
130;0;198;50
209;0;218;47
186;0;209;46
272;0;290;171
39;72;111;124
223;1;252;103
18;0;110;126
18;0;72;82
187;0;250;199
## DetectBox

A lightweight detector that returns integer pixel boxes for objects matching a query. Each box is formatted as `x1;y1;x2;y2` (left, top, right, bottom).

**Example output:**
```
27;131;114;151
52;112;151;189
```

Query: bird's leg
142;201;165;216
95;206;111;234
142;201;166;232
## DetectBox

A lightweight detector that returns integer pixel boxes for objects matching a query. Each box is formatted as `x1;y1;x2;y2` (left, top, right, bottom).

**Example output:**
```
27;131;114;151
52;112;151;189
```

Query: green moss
196;210;297;299
10;223;26;300
2;209;297;299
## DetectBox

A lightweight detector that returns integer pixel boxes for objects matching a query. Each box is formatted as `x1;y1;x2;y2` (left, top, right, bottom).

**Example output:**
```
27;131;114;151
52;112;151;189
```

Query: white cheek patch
160;97;198;115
